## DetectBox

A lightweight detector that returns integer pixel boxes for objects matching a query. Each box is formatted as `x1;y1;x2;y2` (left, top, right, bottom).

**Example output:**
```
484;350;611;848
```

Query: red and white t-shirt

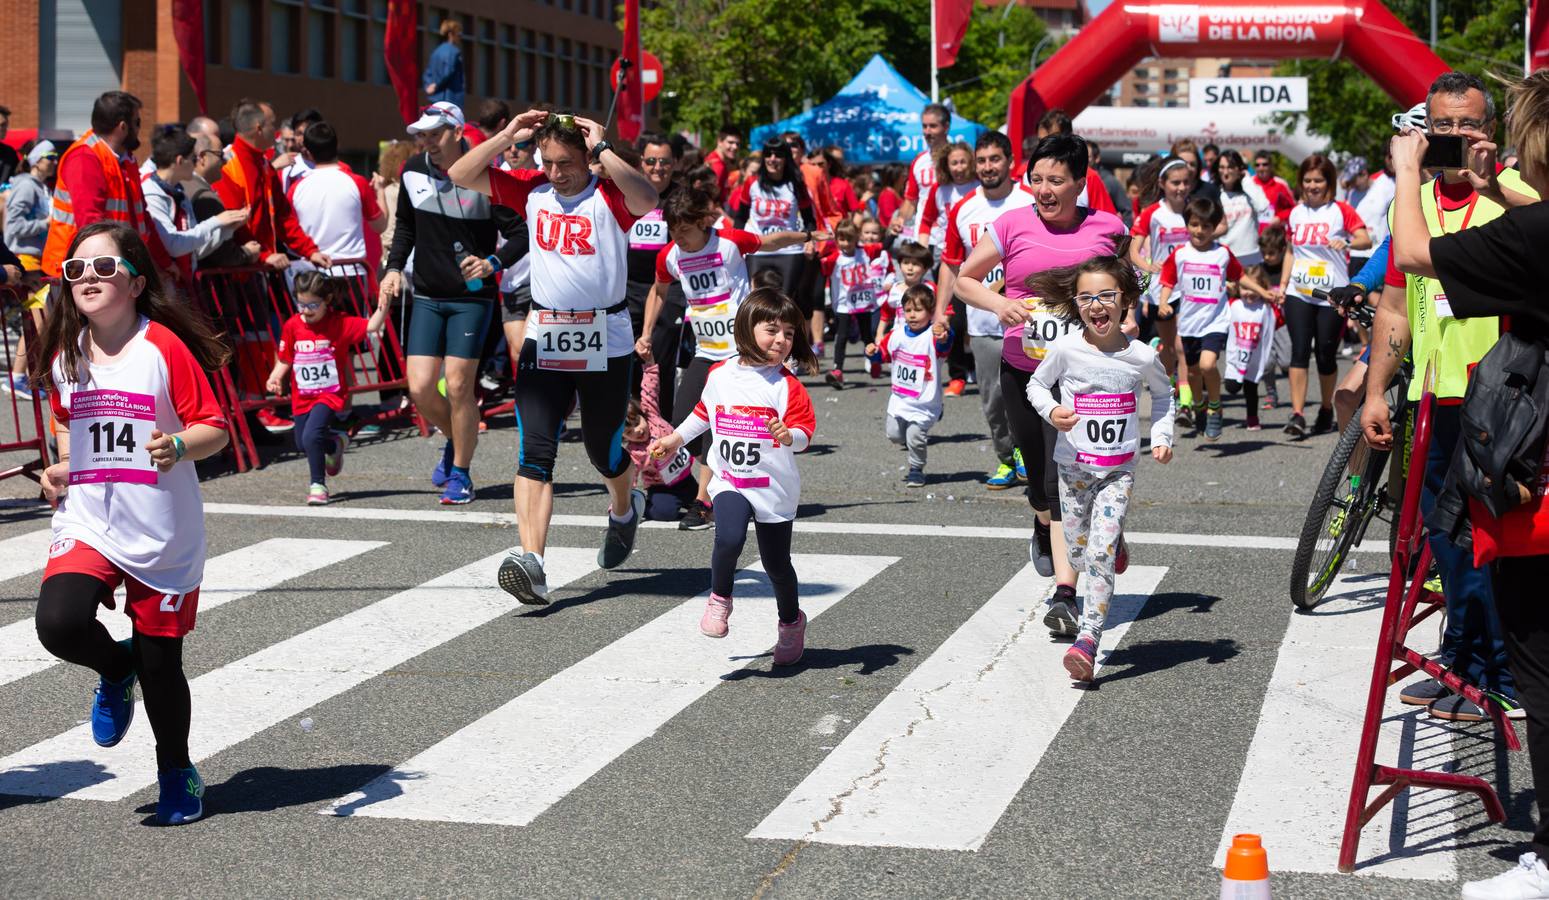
736;180;807;256
277;311;369;414
656;227;763;361
944;185;1037;337
49;318;226;595
672;360;816;523
1287;200;1366;305
1132;201;1191;304
1225;296;1278;384
489;167;640;357
291;166;382;263
903;148;939;233
1159;243;1243;337
822;243;886;314
915;179;978;252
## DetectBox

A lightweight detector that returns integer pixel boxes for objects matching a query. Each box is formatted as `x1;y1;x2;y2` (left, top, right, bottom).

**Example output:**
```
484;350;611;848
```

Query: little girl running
1027;255;1174;682
266;270;389;505
32;221;231;824
648;288;818;664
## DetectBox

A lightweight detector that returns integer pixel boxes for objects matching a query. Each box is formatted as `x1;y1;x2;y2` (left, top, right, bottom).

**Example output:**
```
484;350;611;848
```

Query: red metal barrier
190;260;421;470
0;286;50;484
1337;387;1517;874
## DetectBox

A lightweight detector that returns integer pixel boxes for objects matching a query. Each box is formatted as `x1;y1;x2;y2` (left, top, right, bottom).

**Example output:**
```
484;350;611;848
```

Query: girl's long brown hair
1025;255;1141;324
733;287;818;374
33;221;232;391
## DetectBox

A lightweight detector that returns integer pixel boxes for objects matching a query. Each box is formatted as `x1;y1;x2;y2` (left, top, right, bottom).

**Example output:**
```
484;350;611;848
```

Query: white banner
1189;77;1308;112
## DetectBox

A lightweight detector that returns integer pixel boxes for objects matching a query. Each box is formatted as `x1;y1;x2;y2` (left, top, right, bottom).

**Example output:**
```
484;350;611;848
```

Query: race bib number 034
293;348;340;395
68;389;158;485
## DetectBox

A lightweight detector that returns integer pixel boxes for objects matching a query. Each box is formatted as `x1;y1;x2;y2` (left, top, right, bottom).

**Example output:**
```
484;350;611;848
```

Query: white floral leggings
1057;464;1135;641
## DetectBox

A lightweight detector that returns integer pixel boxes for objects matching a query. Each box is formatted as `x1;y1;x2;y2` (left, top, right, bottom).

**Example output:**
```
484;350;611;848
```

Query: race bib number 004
891;350;928;398
531;310;607;372
68;389;157;485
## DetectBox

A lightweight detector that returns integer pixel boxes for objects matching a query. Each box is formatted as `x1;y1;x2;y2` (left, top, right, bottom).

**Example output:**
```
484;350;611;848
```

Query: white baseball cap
407;102;466;135
26;141;57;166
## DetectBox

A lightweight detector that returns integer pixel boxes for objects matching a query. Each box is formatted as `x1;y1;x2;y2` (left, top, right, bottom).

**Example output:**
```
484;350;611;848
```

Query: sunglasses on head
62;255;139;282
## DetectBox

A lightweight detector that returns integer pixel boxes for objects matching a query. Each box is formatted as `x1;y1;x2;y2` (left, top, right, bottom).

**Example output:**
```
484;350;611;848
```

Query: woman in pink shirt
949;134;1127;618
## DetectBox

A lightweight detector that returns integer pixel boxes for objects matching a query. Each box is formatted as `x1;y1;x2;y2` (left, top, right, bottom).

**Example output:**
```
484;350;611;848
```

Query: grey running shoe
599;489;647;569
498;551;549;605
1043;599;1079;637
1204;409;1223;441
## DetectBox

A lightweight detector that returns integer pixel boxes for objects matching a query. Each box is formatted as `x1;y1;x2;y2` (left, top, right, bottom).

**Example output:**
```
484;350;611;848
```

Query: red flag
1533;0;1549;72
384;0;421;126
170;0;207;113
618;0;644;141
935;0;974;69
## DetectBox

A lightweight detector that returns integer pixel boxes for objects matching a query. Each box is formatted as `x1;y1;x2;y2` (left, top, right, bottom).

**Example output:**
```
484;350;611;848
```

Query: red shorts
43;538;201;638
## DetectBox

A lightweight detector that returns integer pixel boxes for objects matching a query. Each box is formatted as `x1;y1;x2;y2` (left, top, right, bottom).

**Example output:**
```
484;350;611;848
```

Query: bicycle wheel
1290;409;1389;609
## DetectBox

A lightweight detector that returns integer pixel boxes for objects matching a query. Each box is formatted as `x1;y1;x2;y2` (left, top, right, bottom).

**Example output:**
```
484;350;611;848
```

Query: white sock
531;553;544;568
610;505;636;524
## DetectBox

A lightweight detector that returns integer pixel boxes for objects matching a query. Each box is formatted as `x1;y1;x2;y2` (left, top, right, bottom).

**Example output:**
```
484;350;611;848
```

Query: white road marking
323;553;896;826
0;529;55;584
0;548;598;801
748;564;1169;851
198;501;1373;552
0;539;385;688
1212;574;1460;880
809;714;842;736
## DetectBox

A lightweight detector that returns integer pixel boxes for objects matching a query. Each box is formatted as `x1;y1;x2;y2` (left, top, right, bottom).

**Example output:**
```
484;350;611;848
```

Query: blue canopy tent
751;55;986;165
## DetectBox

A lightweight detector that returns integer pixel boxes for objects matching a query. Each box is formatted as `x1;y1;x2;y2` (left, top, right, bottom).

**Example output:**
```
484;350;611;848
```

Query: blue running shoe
91;641;136;748
439;470;474;505
1013;448;1027;482
156;766;204;825
985;464;1017;490
430;440;455;487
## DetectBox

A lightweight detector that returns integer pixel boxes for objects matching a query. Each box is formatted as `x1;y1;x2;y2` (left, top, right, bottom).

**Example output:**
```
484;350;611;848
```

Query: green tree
1273;0;1525;162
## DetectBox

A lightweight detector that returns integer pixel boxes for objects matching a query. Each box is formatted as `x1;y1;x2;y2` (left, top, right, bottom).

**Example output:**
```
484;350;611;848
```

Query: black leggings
711;492;800;624
1494;554;1549;857
35;574;192;771
1000;360;1061;521
832;311;875;372
514;344;634;483
1284;296;1343;376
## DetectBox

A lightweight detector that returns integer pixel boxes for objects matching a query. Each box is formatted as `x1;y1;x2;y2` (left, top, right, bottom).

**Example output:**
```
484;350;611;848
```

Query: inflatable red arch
1007;0;1450;160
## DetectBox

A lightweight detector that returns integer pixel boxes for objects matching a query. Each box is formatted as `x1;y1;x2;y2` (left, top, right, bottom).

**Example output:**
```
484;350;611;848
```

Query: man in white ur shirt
889;103;951;239
289;121;387;275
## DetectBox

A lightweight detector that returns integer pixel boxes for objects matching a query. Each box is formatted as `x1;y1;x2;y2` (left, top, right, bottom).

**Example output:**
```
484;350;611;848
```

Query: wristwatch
589;140;613;163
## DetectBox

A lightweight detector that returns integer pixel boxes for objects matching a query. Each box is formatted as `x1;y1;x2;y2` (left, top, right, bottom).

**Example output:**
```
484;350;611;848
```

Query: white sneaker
1463;853;1549;899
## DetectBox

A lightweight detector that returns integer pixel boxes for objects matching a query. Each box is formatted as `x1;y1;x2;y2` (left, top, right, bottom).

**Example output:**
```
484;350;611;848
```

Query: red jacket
216;136;321;259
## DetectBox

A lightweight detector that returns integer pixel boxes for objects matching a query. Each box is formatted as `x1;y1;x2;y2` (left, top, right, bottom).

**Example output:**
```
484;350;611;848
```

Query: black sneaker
497;551;549;604
599;489;646;569
1312;407;1334;435
678;501;712;531
1043;599;1079;637
1399;677;1451;706
1030;520;1054;577
1429;693;1487;722
1284;412;1307;437
904;467;926;488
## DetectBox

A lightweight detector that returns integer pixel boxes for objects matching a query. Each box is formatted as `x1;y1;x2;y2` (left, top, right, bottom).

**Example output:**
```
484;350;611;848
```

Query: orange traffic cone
1221;833;1271;899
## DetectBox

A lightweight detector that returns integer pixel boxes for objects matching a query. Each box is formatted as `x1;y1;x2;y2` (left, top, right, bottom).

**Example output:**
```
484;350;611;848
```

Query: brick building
0;0;623;154
1112;57;1277;108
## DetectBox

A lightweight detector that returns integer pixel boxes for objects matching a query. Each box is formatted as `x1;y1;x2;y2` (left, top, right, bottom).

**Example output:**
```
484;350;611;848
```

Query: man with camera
1362;72;1539;723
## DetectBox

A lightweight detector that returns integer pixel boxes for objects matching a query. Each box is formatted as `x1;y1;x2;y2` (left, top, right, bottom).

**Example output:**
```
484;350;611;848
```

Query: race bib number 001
1069;392;1139;468
293;348;340;396
531;310;607;372
68;389;157;485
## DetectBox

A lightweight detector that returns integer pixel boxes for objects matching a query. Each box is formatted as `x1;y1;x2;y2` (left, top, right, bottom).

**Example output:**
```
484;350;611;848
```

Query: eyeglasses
1074;290;1122;308
295;300;326;311
197;149;222;162
1429;118;1485;134
642;157;672;167
62;256;139;282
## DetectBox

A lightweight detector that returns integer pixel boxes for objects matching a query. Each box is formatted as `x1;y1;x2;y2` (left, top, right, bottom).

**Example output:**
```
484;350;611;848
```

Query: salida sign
1152;4;1346;46
1188;77;1308;111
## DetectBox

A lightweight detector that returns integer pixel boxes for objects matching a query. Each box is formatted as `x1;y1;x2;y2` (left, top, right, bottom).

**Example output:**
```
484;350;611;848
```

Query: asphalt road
0;361;1533;899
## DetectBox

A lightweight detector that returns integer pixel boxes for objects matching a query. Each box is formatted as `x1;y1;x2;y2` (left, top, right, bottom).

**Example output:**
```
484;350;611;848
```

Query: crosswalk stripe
323;553;898;826
748;564;1169;851
0;529;54;584
0;547;599;802
0;539;386;688
1211;574;1457;880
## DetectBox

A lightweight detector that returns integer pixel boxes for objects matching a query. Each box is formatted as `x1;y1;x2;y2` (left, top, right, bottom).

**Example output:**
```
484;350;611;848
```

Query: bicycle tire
1290;409;1388;609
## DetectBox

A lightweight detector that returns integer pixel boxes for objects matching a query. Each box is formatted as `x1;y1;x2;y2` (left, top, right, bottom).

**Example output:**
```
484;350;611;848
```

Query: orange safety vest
41;131;157;277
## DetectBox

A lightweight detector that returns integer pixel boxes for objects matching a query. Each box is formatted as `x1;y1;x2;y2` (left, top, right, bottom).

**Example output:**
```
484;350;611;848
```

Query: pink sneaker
700;593;732;638
1064;634;1097;682
773;611;807;666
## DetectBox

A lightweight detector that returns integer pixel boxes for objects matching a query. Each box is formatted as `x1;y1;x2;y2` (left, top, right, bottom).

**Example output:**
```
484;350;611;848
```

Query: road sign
612;51;663;103
1188;77;1308;112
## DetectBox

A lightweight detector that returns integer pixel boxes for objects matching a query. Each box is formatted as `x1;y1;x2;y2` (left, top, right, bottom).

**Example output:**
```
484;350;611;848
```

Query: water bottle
453;241;483;293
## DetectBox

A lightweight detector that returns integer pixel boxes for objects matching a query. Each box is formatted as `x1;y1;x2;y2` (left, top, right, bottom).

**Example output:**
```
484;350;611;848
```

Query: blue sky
1087;0;1114;14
